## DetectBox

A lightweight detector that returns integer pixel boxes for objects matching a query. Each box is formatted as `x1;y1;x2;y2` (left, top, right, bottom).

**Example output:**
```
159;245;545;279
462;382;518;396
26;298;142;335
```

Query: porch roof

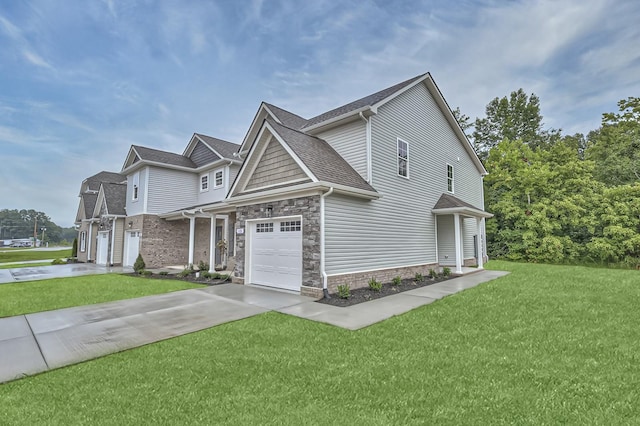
432;193;493;218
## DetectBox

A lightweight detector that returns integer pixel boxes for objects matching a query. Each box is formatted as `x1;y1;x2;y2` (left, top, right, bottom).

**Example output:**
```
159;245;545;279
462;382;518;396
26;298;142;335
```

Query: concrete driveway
0;263;127;284
0;270;508;384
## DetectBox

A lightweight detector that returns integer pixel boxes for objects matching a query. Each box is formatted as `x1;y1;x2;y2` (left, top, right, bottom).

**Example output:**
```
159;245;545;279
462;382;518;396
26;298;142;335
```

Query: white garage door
249;219;302;291
124;231;141;267
96;232;109;265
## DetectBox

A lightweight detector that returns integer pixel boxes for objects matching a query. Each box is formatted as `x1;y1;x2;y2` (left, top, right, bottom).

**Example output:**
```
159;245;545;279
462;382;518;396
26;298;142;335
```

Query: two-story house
227;72;491;298
75;171;126;263
119;134;241;269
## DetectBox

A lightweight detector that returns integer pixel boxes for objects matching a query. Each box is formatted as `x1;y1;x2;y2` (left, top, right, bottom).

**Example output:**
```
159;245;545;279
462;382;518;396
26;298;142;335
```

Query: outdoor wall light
128;221;133;228
266;205;273;217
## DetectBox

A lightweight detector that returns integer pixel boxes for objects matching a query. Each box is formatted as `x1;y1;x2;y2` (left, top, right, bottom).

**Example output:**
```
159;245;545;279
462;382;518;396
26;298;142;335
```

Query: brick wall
193;218;211;267
326;263;440;294
129;214;190;268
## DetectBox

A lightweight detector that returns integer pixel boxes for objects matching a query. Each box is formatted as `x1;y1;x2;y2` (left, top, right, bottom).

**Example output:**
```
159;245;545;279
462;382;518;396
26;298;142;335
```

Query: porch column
87;222;93;261
223;215;229;267
476;217;484;269
188;217;195;266
208;214;216;273
453;213;463;274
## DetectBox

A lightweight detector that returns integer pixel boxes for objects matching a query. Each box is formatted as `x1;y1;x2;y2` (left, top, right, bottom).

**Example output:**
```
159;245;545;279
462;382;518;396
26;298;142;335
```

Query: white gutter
320;187;334;298
359;112;373;184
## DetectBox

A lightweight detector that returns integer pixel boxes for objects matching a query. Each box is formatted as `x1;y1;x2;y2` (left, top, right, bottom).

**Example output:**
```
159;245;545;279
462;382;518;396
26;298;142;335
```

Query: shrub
219;274;230;281
197;260;210;272
368;277;382;292
202;271;213;279
337;284;351;299
158;271;169;276
51;258;65;265
140;270;153;276
133;254;146;273
414;272;424;282
177;266;193;278
391;275;402;286
428;269;437;278
71;238;78;258
442;267;451;277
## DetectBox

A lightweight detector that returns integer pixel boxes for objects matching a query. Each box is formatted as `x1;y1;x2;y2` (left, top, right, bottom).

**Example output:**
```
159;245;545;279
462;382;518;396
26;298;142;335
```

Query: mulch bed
317;274;455;307
125;272;231;286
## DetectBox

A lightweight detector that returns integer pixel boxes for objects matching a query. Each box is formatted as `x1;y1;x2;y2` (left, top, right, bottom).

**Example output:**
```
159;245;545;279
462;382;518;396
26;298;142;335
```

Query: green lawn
0;249;71;263
0;261;53;269
0;275;203;317
2;262;639;424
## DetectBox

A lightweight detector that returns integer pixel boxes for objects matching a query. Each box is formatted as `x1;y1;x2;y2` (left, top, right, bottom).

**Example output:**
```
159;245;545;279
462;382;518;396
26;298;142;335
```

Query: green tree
586;97;640;186
472;89;559;158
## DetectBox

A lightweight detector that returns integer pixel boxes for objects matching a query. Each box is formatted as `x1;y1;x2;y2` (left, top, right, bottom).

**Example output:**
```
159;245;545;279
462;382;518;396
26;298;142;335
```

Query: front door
124;231;141;267
96;232;109;265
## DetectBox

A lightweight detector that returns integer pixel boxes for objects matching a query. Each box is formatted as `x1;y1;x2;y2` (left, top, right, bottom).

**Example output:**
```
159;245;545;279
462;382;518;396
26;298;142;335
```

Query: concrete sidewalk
0;270;508;384
0;263;128;285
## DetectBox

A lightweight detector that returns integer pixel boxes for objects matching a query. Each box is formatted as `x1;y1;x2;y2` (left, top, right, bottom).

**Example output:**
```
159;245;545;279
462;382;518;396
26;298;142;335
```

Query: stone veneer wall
234;196;321;294
126;214;190;268
326;263;440;294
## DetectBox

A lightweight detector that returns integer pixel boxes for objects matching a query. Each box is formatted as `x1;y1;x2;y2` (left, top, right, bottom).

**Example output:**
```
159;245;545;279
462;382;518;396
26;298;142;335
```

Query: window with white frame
132;172;140;201
200;173;209;192
214;169;224;188
80;231;86;252
280;220;301;232
256;222;273;233
447;164;454;193
397;138;409;178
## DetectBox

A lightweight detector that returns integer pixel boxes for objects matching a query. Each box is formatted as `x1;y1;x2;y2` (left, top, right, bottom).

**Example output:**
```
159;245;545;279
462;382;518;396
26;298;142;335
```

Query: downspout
359;112;373;184
320;187;334;298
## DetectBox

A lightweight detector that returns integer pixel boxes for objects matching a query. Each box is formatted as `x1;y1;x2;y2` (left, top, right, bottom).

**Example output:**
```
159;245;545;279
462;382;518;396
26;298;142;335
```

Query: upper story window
200;174;209;192
80;231;86;252
132;172;140;201
397;138;409;178
447;164;454;193
214;169;224;188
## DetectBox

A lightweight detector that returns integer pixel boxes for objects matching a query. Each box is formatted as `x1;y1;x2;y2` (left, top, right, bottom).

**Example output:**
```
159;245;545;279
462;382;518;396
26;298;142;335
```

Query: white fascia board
432;207;494;219
121;146;140;172
370;74;430;112
302;106;372;133
238;103;271;153
92;187;105;218
316;181;380;200
121;160;197;175
159;202;234;220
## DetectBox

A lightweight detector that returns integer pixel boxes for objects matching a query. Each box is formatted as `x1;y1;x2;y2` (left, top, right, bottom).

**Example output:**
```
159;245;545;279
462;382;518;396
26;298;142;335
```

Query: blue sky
1;0;639;227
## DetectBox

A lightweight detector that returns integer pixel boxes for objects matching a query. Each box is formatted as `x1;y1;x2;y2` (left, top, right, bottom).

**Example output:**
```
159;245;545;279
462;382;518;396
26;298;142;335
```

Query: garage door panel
249;219;302;291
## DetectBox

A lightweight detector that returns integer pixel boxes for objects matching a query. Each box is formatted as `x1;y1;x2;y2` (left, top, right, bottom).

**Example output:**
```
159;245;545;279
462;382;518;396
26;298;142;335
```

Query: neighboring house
75;171;125;263
120;134;241;269
227;72;492;298
93;182;127;266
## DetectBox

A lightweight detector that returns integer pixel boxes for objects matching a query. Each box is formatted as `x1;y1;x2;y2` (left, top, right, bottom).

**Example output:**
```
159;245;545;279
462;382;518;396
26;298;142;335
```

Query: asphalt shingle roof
433;193;483;211
267;120;376;193
194;134;241;160
82;193;98;218
263;103;309;130
102;183;127;216
303;73;427;128
133;145;197;168
83;171;125;192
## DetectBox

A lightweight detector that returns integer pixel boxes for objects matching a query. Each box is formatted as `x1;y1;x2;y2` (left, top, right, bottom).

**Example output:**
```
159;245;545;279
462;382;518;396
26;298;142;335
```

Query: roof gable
243;137;310;192
183;133;240;164
122;145;197;172
80;171;125;194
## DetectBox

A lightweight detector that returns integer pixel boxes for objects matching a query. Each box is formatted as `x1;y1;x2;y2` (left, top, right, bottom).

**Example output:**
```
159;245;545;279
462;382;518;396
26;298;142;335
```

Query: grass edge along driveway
1;261;639;424
0;249;72;263
0;274;204;317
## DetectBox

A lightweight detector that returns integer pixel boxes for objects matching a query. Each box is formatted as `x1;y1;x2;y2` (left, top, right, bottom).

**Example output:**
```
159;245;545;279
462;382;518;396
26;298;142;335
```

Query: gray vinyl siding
125;168;147;216
245;139;306;190
437;215;456;265
315;120;367;180
228;164;240;190
190;141;220;167
147;168;198;214
325;81;484;275
463;217;477;259
113;218;124;264
198;167;229;205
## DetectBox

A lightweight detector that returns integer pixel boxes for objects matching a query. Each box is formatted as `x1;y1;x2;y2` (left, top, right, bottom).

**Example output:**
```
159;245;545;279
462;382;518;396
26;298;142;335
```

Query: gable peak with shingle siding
244;137;308;191
192;133;240;160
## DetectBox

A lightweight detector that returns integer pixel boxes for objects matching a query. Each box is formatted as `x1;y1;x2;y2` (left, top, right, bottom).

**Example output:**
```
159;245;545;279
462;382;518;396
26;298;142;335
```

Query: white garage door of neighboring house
124;231;141;267
249;218;302;292
96;231;109;265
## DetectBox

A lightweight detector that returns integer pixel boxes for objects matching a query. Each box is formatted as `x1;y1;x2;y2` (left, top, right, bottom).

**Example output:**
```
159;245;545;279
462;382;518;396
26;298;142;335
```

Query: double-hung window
397;138;409;178
214;169;224;188
200;174;209;192
447;164;454;193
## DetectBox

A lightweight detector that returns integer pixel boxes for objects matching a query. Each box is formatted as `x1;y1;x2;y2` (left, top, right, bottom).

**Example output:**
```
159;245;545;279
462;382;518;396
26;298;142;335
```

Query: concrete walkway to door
0;270;508;384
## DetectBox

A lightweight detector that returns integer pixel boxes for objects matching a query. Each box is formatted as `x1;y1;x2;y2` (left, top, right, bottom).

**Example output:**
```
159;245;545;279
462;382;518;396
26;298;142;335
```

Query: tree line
0;209;76;244
457;92;640;267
